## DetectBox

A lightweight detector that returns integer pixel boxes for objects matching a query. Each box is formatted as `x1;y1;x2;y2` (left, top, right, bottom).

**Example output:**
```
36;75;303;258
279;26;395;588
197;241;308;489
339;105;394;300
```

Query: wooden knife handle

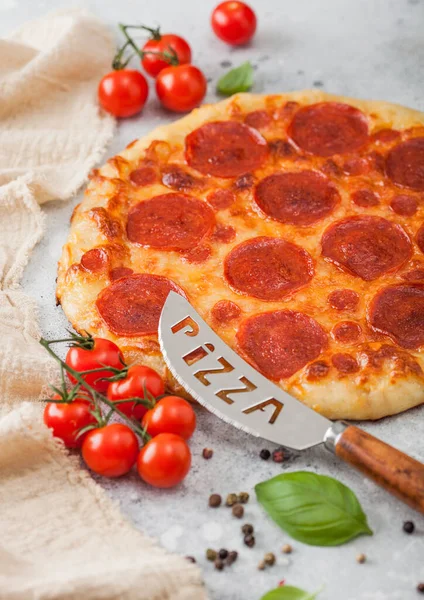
331;425;424;514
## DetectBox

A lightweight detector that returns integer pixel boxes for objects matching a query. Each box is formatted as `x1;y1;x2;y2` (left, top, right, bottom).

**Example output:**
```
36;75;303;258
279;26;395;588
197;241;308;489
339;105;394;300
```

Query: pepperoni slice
332;353;360;374
369;284;424;349
224;237;314;301
328;289;359;311
390;195;418;216
126;193;214;251
244;110;271;130
185;121;268;178
321;216;412;281
331;321;362;343
351;189;379;207
182;245;212;264
162;166;204;191
211;300;241;323
81;248;108;273
129;166;157;186
237;310;327;380
207;189;236;210
288;102;369;157
371;129;401;144
110;266;133;281
212;224;236;243
402;268;424;282
417;224;424;254
307;361;330;380
386;138;424;191
96;274;185;337
255;171;340;226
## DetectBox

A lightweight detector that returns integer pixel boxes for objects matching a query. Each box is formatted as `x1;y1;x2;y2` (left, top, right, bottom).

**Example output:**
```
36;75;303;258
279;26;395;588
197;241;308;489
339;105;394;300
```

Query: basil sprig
217;61;254;96
261;586;320;600
255;471;373;546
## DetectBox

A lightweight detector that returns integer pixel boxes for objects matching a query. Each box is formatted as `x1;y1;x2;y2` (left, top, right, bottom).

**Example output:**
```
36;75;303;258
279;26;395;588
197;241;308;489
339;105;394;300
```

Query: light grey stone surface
2;0;423;598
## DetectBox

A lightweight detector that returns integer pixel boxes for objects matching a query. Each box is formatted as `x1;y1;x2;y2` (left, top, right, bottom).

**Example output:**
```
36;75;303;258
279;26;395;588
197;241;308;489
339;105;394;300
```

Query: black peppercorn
241;523;254;535
218;548;228;560
244;533;255;548
403;520;415;534
208;493;222;508
260;448;271;460
417;583;424;594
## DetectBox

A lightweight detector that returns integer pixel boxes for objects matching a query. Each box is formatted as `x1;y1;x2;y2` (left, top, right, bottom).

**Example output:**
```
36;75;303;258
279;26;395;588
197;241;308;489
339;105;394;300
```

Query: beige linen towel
0;9;206;600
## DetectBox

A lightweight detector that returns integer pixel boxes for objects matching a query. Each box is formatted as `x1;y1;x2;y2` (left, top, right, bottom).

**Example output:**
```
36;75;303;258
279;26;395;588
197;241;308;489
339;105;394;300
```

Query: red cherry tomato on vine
66;337;124;393
142;33;191;78
107;365;165;419
142;396;196;440
43;395;96;448
137;433;191;488
211;1;257;46
82;423;139;477
156;64;207;112
98;70;149;118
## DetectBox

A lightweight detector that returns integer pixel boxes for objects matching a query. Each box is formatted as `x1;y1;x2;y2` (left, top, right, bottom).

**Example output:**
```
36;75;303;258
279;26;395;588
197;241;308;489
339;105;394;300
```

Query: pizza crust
57;91;424;420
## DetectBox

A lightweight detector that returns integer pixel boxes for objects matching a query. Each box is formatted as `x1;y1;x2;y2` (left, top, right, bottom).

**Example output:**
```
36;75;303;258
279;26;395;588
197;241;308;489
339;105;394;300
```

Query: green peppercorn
237;491;250;504
225;493;238;507
206;548;217;561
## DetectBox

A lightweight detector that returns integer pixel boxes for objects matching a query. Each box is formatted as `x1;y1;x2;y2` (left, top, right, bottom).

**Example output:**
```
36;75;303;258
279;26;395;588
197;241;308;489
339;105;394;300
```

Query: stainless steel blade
159;292;331;450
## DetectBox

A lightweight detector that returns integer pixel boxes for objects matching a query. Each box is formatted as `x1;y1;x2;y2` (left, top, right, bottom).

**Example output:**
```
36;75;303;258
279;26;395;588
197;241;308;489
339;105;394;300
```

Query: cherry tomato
43;395;96;448
82;423;139;477
142;396;196;440
66;337;124;394
211;1;257;46
137;433;191;488
98;70;149;118
142;33;191;78
156;64;207;112
107;365;165;419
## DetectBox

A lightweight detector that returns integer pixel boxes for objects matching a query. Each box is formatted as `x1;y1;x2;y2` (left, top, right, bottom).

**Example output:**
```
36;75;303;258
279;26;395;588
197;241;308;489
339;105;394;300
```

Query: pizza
57;90;424;421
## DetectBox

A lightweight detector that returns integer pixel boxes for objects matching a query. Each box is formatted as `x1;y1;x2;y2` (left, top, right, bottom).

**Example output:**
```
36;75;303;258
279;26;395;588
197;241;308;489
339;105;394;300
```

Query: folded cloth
0;403;206;600
0;8;206;600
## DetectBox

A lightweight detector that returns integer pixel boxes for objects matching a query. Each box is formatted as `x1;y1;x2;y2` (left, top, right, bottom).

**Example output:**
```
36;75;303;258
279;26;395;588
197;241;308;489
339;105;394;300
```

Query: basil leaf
217;61;254;96
261;585;319;600
255;471;373;546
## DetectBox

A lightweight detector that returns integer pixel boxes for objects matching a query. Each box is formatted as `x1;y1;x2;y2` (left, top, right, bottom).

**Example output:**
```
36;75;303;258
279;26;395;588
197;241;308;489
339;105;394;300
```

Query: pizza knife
159;291;424;514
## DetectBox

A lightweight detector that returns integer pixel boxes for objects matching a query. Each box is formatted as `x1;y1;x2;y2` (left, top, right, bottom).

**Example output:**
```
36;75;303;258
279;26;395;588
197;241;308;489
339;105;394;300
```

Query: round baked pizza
57;90;424;421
